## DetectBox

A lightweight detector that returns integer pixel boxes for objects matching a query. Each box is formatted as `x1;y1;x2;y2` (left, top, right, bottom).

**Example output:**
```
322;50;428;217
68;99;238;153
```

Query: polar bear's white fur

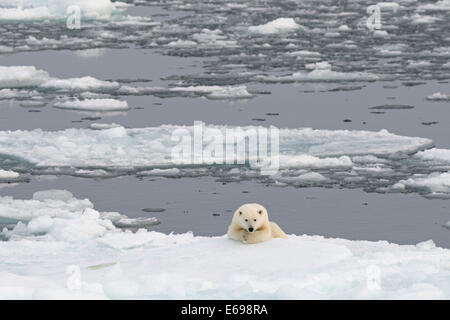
227;203;287;244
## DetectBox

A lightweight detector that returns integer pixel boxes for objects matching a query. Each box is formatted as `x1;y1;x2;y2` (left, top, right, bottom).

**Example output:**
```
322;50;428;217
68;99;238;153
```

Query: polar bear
227;203;287;244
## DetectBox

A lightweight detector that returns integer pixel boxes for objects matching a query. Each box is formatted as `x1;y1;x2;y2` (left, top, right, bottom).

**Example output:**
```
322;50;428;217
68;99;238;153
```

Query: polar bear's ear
258;210;263;214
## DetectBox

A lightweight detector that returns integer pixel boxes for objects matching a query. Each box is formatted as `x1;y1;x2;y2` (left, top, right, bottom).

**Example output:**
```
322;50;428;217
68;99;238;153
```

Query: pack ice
0;0;127;21
0;66;254;101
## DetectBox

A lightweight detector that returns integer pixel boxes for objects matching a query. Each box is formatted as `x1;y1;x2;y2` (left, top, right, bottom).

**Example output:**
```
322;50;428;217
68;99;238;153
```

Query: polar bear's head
233;203;269;233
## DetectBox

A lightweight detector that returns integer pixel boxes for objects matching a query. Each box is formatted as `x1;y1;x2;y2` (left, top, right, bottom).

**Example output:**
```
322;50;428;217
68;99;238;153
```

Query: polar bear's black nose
248;227;254;232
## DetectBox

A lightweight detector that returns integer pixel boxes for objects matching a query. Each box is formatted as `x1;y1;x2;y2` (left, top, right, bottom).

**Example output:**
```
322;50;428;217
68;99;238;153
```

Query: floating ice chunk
406;60;432;69
0;45;13;53
0;192;161;242
137;168;182;176
41;77;120;93
192;29;226;42
0;191;93;223
0;6;53;21
256;62;379;82
395;172;450;197
377;2;401;10
373;30;389;38
415;148;450;163
169;85;253;99
0;66;50;89
167;39;197;48
411;14;440;24
249;18;300;34
426;92;450;101
188;29;238;48
307;61;331;70
0;170;20;181
295;172;327;183
418;0;450;11
338;25;351;31
54;99;129;112
89;123;122;130
285;50;321;57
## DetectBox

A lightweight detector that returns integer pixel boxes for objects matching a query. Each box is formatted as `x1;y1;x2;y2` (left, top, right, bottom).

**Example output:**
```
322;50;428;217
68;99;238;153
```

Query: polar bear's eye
258;210;262;214
245;219;248;222
253;219;257;222
239;211;242;215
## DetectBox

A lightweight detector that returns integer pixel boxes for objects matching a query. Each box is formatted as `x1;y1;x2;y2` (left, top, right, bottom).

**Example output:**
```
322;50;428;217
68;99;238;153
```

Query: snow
249;18;300;34
54;99;129;112
1;191;450;299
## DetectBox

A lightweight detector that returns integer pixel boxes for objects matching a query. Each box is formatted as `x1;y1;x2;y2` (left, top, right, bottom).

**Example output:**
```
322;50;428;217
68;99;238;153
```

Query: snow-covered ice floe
1;191;450;299
3;123;450;198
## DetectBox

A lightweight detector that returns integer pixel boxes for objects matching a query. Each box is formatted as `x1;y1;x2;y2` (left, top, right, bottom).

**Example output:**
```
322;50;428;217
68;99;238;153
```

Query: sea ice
54;99;130;112
426;92;450;101
1;191;450;299
249;18;301;34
